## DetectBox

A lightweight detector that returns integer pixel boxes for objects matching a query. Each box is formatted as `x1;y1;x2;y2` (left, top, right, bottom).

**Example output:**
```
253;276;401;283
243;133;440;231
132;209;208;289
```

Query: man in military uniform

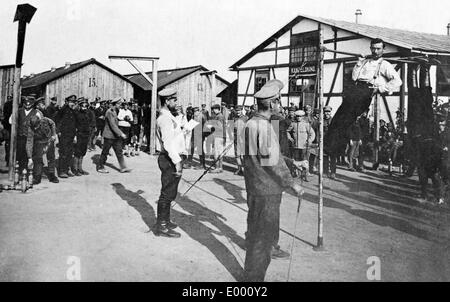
154;88;186;238
97;97;131;174
242;84;304;282
39;97;59;183
201;104;210;121
30;98;57;185
73;98;92;176
325;38;402;170
55;95;78;178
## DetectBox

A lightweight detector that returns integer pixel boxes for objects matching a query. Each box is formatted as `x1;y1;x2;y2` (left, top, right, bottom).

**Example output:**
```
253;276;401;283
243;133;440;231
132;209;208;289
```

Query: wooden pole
150;59;158;154
314;24;325;251
374;94;380;166
400;62;407;133
9;4;37;182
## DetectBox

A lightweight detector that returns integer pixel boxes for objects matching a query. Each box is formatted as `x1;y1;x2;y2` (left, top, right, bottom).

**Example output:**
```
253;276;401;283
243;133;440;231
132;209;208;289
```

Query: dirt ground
1;146;450;282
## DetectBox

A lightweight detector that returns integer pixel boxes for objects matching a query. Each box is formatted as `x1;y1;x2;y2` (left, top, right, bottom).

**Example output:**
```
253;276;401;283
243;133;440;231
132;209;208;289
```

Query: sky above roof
1;0;449;82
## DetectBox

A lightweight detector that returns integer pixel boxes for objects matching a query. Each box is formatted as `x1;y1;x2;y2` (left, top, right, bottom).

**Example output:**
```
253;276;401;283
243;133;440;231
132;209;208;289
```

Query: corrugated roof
309;15;450;54
21;58;134;88
126;65;230;91
230;14;450;69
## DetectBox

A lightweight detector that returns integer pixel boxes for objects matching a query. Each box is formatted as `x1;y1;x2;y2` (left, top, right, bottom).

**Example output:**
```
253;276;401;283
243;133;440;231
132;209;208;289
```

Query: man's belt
354;80;371;86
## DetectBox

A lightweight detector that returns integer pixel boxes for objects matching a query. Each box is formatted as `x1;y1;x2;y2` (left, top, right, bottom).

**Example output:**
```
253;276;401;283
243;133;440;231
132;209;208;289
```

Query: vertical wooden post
400;63;407;133
315;24;325;251
9;4;37;182
373;93;380;166
150;60;158;155
211;72;216;107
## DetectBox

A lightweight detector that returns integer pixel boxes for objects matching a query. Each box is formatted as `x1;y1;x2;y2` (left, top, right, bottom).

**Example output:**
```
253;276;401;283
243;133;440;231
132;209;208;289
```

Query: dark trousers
244;193;281;282
45;140;57;175
292;148;308;161
88;128;96;149
144;125;151;150
74;135;90;157
3;129;10;164
98;138;125;169
324;154;337;175
32;142;46;180
16;135;28;172
157;153;181;205
59;134;75;173
325;84;373;155
157;153;182;223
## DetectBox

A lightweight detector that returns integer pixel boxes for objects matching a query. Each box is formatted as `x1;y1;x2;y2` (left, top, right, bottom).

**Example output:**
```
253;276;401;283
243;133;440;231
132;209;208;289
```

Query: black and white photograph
1;0;450;285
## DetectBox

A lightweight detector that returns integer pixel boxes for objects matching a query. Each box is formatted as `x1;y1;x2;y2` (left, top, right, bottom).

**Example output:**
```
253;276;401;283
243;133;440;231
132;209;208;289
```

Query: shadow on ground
91;154;120;172
111;183;245;281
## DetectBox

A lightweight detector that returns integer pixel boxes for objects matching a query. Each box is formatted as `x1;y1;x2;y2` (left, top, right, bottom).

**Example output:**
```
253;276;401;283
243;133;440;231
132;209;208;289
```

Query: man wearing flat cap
73;98;92;176
241;84;304;282
54;95;78;178
14;96;42;175
97;97;131;174
154;88;186;238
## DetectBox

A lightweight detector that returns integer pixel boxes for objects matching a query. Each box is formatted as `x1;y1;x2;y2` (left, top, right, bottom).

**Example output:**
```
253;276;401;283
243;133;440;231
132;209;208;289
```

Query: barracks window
437;57;450;96
290;31;319;64
255;69;270;93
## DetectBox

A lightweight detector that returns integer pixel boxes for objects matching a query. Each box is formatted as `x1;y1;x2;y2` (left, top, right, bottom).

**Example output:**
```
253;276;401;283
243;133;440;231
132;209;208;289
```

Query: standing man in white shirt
154;88;185;238
117;100;133;157
324;38;402;177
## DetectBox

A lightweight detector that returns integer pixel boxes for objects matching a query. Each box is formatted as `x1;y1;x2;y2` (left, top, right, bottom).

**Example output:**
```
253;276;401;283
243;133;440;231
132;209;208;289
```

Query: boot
166;202;178;229
72;157;82;176
154;203;181;238
78;157;89;175
118;157;132;173
33;161;43;185
48;173;59;183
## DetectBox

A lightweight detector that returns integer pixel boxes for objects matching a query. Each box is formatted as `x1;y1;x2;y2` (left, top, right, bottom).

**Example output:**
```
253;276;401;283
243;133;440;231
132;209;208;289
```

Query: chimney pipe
447;23;450;36
355;9;362;24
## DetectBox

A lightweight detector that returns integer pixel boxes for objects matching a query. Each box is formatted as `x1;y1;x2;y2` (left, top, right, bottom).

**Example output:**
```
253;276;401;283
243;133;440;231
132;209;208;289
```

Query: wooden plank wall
164;70;228;112
0;66;15;113
44;63;134;106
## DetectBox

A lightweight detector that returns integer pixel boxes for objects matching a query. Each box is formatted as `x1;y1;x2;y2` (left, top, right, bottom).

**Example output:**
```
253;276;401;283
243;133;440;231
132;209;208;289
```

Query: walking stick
286;192;303;282
171;141;235;209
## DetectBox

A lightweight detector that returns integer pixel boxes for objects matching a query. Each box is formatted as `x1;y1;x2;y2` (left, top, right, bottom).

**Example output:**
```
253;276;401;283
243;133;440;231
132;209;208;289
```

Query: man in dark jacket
55;95;78;178
97;97;131;174
242;84;304;282
73;98;92;176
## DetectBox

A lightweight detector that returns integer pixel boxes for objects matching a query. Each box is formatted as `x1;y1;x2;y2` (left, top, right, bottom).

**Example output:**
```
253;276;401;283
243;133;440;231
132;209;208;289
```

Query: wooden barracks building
230;14;450;124
126;65;230;111
21;58;134;106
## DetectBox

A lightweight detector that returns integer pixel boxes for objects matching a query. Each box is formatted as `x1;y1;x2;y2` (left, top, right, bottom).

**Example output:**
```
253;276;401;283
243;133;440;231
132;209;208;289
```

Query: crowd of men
0;95;139;185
